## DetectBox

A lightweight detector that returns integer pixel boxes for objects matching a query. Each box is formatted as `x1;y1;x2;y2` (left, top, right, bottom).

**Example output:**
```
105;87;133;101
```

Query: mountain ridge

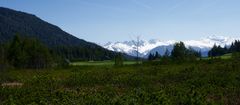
101;35;240;57
0;7;89;46
0;7;121;60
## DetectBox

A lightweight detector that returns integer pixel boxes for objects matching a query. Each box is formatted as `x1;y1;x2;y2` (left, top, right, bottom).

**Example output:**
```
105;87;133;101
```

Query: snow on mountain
101;36;240;57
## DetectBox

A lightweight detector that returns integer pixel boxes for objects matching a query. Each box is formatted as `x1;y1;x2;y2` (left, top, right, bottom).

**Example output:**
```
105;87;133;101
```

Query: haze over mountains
102;36;240;57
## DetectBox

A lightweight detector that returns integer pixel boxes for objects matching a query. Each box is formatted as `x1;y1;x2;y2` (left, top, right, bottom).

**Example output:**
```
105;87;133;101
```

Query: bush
232;52;240;61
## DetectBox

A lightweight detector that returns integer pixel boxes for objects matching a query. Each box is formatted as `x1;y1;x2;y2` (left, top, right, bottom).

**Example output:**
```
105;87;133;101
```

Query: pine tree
171;41;187;61
148;53;154;61
7;35;53;69
7;34;26;68
235;40;240;52
208;44;227;57
208;44;218;57
154;51;160;60
22;38;53;69
0;44;6;69
228;40;240;53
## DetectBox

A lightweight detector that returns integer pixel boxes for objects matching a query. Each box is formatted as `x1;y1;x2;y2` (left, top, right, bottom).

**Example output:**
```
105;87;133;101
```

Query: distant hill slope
0;7;94;47
0;7;130;60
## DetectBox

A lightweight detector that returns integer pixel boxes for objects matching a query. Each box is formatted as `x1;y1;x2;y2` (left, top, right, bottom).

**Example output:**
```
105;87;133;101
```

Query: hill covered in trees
0;7;121;61
0;7;89;46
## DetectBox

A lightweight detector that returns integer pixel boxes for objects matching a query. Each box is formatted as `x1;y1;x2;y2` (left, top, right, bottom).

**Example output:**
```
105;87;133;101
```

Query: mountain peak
101;36;240;57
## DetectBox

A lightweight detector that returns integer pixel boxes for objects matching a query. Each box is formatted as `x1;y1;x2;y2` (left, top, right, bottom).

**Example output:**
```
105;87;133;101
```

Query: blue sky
1;0;240;43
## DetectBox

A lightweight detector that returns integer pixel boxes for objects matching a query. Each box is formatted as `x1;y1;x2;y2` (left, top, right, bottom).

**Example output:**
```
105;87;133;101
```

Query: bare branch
129;35;141;64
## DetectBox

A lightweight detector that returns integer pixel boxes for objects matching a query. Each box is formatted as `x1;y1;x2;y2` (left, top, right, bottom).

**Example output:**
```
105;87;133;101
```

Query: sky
1;0;240;43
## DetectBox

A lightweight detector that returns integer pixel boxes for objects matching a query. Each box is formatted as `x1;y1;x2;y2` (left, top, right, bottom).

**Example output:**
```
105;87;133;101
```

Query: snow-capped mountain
101;36;240;57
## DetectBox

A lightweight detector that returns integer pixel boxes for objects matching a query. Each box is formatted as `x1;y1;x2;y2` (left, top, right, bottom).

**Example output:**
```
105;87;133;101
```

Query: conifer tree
154;51;160;60
148;53;154;61
7;35;53;69
7;34;25;68
0;44;6;69
171;41;187;61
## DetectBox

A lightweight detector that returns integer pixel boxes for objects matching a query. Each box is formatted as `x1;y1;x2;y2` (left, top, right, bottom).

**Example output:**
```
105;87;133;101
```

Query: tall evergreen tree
7;34;26;68
171;41;187;61
148;53;154;61
22;38;53;69
0;44;6;69
228;40;240;53
154;51;160;60
208;44;227;57
7;35;53;69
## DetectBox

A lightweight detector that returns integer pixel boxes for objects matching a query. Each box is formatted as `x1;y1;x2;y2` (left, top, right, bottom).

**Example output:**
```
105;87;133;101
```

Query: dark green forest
208;40;240;57
0;7;119;62
148;42;201;61
0;35;53;69
0;35;121;69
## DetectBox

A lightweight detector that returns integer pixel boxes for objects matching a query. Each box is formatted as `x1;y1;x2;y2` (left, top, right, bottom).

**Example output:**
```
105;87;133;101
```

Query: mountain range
0;7;122;60
102;36;240;57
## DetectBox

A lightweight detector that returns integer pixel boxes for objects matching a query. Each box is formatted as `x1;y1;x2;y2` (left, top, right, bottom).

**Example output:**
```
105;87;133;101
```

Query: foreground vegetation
1;59;240;104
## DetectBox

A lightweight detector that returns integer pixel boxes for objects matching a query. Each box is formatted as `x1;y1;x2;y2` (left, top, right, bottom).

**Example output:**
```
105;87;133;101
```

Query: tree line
148;42;201;62
0;35;54;69
148;40;240;63
0;35;123;69
208;40;240;57
52;45;115;61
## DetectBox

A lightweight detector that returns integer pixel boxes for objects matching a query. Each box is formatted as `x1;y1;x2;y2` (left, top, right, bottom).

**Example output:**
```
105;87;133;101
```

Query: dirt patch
1;82;23;88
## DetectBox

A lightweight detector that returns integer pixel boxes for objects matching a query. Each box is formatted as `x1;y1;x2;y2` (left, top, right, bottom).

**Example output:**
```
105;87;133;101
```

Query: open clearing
70;60;138;66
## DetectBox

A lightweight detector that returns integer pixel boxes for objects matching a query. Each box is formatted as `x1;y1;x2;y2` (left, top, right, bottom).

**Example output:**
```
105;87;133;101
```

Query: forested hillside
0;7;118;61
0;7;87;46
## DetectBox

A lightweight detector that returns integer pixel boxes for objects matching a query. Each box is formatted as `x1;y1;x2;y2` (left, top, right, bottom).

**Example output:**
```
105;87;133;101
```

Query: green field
70;60;138;66
202;53;232;60
220;53;232;59
1;59;240;104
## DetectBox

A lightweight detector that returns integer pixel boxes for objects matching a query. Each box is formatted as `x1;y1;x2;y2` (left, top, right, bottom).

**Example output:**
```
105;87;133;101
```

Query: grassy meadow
202;53;232;60
70;60;138;66
1;59;240;105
